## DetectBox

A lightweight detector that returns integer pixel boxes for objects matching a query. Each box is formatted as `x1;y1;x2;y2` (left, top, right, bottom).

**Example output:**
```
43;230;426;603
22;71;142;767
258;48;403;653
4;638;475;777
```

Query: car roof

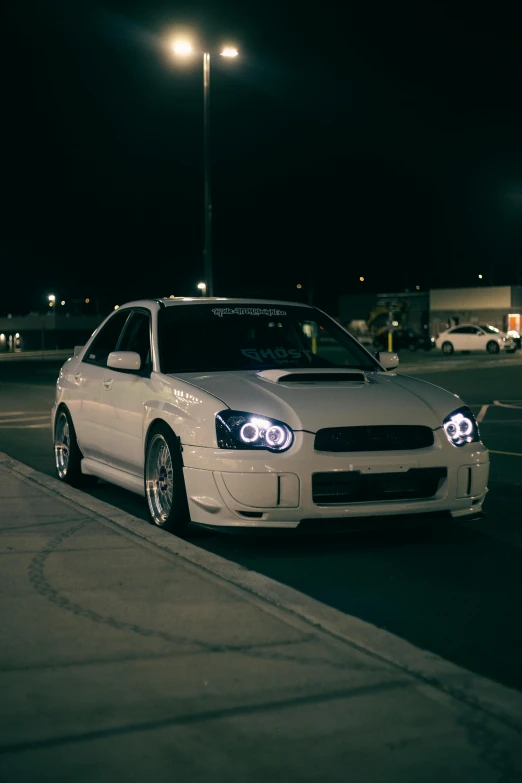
118;297;314;309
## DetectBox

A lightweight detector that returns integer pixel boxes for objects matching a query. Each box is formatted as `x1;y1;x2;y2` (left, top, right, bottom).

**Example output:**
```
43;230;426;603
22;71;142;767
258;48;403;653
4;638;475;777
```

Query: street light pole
171;40;238;298
203;52;213;296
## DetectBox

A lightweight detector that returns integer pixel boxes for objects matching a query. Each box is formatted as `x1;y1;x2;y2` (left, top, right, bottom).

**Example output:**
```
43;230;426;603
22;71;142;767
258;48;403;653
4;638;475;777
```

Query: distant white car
435;324;516;355
52;299;489;535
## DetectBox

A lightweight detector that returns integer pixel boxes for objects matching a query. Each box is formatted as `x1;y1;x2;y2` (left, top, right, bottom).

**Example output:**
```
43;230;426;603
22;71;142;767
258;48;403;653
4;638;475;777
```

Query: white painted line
0;416;50;424
494;400;522;410
1;451;522;732
0;423;51;429
476;404;489;423
1;408;51;418
490;450;522;458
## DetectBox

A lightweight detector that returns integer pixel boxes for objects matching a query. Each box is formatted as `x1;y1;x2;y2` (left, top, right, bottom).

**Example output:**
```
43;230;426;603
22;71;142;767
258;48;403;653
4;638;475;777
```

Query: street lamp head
172;40;193;56
220;47;238;58
197;282;206;291
48;294;56;302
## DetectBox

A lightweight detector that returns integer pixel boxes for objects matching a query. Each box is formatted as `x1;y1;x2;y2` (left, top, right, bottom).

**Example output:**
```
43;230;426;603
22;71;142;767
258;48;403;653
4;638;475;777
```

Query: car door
68;308;132;459
446;327;468;350
467;326;486;351
95;309;154;475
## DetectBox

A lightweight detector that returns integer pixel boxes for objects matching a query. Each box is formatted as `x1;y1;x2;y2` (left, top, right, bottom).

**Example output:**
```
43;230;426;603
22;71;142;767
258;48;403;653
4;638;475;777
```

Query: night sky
2;0;521;316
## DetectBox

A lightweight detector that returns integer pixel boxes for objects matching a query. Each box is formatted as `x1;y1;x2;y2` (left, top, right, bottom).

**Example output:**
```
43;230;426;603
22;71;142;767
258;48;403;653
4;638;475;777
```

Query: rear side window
85;310;131;366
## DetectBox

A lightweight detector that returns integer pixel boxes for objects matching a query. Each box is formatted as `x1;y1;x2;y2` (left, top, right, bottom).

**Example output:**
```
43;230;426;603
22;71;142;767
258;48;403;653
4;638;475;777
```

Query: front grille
312;467;447;505
314;425;434;452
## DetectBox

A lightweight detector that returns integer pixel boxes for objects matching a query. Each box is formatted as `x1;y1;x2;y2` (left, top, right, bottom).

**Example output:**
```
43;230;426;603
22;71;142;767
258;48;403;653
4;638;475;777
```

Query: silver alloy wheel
54;411;70;479
145;433;174;525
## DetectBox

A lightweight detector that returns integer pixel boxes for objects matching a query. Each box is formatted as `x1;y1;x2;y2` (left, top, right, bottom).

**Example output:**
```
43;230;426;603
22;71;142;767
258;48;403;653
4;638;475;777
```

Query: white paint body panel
53;298;490;529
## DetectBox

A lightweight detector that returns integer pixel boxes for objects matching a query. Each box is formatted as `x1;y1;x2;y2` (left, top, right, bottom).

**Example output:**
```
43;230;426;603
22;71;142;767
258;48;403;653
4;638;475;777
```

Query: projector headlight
216;410;294;452
443;406;479;447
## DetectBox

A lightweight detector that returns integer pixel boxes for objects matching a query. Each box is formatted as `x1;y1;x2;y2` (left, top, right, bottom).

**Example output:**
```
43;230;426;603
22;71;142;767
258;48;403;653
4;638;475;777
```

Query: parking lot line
490;449;522;458
477;404;489;423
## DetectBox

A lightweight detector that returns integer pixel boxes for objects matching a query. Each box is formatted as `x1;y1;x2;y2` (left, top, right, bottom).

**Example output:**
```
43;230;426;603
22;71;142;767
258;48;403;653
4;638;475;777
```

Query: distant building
430;286;522;336
0;313;103;352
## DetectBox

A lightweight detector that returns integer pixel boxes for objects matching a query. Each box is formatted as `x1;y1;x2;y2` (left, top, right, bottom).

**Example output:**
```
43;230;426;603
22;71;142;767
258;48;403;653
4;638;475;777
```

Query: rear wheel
441;341;454;355
145;423;191;536
54;407;97;487
487;341;500;354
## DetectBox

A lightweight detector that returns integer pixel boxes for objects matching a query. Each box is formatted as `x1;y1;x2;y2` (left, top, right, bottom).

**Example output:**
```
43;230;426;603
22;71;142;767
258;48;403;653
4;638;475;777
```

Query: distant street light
197;282;207;296
171;37;240;297
48;294;56;308
478;274;483;279
296;284;302;289
359;276;365;282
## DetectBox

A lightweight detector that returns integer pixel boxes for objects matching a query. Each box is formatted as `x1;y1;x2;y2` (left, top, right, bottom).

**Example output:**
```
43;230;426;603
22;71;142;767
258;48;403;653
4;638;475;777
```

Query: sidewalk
1;453;522;782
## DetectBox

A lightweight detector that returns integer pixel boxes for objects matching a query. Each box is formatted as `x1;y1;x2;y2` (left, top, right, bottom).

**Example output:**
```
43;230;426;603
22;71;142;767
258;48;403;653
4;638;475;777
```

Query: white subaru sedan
52;299;489;535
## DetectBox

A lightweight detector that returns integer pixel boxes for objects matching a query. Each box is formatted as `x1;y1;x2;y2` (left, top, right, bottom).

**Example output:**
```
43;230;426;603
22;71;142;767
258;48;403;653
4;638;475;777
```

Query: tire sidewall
145;422;190;535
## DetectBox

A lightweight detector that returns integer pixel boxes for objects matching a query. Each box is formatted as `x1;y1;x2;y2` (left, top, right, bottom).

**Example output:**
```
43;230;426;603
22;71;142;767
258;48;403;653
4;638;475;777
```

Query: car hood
171;368;461;431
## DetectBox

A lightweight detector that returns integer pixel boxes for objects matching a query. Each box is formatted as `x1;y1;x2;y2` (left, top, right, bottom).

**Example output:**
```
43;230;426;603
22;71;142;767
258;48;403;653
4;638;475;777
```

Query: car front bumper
181;432;489;529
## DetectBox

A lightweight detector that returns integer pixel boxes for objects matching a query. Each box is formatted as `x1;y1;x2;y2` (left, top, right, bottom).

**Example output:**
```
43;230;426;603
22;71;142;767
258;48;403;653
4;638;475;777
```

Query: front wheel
54;407;96;487
487;341;500;354
441;341;454;355
145;424;191;536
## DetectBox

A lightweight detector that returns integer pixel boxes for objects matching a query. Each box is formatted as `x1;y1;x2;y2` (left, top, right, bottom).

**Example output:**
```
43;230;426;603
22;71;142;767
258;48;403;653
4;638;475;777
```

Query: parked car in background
373;328;434;353
507;329;521;350
435;324;517;355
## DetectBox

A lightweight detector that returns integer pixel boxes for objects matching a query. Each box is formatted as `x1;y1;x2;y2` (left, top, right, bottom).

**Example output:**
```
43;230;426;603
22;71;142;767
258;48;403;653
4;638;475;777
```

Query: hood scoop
256;369;368;384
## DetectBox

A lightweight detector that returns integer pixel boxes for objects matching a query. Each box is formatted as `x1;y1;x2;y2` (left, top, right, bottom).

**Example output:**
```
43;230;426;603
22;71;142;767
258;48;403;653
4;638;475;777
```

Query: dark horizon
2;0;521;316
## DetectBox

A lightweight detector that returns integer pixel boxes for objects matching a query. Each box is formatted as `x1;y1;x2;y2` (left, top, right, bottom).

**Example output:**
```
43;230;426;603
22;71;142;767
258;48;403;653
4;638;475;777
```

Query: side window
450;327;467;334
118;311;152;371
85;310;131;366
469;327;482;334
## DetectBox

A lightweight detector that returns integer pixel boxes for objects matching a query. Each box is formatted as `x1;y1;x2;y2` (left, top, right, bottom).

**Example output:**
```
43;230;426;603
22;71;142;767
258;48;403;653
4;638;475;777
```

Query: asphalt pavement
1;352;521;698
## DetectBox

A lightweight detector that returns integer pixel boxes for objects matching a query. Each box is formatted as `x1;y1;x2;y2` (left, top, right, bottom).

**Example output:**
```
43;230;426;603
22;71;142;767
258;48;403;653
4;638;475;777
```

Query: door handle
103;378;114;390
73;374;82;383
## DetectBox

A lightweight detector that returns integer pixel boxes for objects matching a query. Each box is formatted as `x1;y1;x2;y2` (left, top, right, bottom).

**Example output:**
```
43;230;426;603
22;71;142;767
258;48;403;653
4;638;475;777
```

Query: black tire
487;341;500;354
54;406;97;487
144;422;191;536
441;341;454;355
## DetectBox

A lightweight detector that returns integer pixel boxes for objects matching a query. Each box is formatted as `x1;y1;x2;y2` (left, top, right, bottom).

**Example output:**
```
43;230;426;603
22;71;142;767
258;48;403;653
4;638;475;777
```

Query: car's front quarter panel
143;373;226;449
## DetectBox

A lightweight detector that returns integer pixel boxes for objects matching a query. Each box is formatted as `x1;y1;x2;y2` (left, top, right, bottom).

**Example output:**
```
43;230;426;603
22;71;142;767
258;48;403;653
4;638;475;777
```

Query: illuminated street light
170;36;240;297
172;40;193;56
61;300;66;306
478;274;483;279
48;294;56;302
114;305;120;310
197;282;207;296
359;276;365;282
296;284;302;289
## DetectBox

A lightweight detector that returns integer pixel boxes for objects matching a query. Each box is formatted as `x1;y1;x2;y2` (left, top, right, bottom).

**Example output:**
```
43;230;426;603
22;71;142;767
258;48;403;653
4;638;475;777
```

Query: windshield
479;324;500;334
158;304;380;374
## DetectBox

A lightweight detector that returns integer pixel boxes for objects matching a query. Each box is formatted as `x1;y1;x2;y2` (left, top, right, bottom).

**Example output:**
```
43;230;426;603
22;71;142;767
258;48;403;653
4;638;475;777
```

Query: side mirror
377;351;399;371
107;351;141;371
74;345;83;357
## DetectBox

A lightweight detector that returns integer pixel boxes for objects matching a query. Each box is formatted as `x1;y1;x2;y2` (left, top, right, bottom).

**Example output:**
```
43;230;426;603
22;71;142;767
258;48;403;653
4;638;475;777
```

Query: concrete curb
2;451;522;734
